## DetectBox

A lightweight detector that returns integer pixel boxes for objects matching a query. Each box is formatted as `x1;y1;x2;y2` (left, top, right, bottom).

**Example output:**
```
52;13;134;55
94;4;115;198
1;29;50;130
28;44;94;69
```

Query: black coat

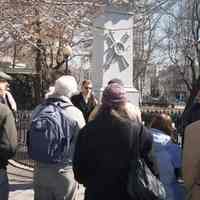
73;112;155;200
185;102;200;127
71;93;96;122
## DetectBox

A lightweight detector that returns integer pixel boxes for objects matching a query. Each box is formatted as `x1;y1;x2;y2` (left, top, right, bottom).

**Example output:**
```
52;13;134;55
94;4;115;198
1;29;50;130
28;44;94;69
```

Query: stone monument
91;0;139;106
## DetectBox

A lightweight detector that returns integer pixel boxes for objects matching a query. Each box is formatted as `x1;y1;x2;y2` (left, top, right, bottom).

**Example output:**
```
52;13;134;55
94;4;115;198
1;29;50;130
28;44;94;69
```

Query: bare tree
0;0;178;103
132;0;177;99
0;0;105;102
167;0;200;110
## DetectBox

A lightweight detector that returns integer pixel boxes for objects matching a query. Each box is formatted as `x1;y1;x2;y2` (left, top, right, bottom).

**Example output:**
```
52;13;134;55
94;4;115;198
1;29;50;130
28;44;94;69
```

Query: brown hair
150;113;173;136
82;79;92;86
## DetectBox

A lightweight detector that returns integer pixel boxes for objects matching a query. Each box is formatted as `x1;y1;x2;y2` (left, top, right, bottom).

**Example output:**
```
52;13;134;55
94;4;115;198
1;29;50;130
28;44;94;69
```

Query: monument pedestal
91;5;139;106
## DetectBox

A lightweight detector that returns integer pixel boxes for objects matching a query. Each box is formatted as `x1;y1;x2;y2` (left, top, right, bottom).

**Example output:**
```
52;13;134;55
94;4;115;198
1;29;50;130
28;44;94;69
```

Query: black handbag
127;125;166;200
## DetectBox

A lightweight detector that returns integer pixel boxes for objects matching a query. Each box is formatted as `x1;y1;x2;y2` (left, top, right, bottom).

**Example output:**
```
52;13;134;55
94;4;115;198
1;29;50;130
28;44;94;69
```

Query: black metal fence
14;107;184;168
141;107;183;128
14;110;35;168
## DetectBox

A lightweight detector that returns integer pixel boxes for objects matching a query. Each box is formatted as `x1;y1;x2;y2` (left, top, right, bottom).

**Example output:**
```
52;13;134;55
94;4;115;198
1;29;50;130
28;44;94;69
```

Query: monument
91;0;139;106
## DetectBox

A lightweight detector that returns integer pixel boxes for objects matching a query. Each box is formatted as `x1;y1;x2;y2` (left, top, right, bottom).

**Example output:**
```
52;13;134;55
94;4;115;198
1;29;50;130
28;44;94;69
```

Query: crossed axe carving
104;31;130;72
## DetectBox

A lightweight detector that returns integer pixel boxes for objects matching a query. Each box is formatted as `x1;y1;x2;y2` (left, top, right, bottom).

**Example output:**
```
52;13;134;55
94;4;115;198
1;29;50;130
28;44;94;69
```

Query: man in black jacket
0;103;17;200
71;80;97;122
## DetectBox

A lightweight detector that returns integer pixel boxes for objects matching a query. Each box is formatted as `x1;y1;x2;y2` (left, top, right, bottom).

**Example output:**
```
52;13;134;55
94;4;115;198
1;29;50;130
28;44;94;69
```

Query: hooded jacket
150;128;183;200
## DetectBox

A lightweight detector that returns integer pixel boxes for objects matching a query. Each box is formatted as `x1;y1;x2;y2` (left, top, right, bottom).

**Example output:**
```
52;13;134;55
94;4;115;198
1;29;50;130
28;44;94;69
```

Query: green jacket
0;103;17;168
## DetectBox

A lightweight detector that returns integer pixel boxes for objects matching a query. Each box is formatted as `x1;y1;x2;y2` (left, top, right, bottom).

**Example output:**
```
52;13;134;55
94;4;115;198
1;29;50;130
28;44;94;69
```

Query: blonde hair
88;102;141;123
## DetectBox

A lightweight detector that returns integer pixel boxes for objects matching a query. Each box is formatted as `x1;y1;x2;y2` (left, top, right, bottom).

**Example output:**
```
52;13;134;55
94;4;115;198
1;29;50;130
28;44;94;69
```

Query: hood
48;95;72;104
150;128;171;152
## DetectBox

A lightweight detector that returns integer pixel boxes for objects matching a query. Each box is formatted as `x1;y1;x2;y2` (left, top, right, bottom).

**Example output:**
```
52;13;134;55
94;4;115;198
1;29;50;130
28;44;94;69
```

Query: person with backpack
0;103;17;200
73;83;157;200
27;75;85;200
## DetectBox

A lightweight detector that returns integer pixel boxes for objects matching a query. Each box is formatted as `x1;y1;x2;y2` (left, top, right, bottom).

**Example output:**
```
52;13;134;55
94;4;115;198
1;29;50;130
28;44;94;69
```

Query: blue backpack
27;99;73;164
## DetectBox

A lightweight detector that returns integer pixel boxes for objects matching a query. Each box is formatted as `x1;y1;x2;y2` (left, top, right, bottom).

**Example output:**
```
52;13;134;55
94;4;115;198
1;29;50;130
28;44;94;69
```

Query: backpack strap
45;99;76;151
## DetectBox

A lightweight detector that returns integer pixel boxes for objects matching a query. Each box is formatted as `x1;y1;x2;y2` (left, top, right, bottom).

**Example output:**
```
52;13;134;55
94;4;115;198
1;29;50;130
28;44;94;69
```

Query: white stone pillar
91;5;139;106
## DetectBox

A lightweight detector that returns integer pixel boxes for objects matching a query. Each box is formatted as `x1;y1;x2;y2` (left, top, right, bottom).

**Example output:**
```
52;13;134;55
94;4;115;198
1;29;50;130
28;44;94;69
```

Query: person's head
0;72;12;96
102;83;127;108
99;83;131;120
81;79;93;96
107;78;124;86
53;75;77;98
150;113;174;136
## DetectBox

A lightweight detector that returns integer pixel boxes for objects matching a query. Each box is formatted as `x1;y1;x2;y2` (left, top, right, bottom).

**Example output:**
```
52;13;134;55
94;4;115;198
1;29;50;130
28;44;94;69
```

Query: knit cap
102;83;127;108
107;78;124;86
54;75;77;98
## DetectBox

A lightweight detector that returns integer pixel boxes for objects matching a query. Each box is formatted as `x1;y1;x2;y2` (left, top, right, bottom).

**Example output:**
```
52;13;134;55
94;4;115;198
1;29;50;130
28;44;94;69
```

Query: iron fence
14;107;184;167
14;110;35;168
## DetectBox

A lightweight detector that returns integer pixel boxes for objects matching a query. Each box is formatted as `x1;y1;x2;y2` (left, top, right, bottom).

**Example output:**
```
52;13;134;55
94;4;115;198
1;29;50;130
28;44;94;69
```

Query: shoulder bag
127;125;166;200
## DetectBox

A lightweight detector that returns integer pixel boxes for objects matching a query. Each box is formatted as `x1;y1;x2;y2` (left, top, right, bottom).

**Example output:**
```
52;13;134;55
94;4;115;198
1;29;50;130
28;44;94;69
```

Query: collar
48;95;72;104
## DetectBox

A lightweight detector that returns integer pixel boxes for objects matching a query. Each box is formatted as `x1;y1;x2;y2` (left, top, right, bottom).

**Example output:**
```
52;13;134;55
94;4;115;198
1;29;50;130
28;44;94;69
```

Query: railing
141;106;184;128
14;110;35;168
14;107;184;167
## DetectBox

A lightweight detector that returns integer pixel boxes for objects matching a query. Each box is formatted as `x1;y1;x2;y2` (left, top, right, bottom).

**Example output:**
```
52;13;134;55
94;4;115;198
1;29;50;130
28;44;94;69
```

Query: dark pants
0;169;9;200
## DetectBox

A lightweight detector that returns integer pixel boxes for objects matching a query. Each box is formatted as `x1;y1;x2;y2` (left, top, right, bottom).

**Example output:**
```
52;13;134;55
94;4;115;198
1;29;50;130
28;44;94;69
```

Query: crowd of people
0;72;200;200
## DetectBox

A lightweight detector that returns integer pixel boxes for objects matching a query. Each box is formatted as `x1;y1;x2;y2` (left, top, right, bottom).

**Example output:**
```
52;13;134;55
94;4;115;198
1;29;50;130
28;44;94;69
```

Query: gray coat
0;103;17;168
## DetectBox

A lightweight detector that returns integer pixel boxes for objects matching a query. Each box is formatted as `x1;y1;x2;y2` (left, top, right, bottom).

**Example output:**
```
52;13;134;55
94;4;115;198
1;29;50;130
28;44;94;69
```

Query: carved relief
104;31;130;71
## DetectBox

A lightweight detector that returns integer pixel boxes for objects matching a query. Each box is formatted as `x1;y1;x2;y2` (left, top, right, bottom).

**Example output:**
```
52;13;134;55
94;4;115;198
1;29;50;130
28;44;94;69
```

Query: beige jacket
183;120;200;200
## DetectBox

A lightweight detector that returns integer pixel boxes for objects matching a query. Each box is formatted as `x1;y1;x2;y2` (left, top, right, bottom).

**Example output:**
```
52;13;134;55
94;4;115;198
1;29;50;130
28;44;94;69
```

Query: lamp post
63;44;72;75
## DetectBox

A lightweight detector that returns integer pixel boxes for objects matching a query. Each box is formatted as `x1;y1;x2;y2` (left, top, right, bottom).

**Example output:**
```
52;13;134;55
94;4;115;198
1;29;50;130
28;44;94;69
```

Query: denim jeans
34;164;78;200
0;168;9;200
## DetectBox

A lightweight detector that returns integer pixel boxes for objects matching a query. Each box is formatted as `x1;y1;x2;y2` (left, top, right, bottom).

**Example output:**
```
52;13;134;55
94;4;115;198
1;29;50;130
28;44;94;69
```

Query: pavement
7;160;85;200
8;161;34;200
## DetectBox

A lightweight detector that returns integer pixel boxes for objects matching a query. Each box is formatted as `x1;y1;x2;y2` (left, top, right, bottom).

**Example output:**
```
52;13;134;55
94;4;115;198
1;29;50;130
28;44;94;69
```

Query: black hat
0;71;12;81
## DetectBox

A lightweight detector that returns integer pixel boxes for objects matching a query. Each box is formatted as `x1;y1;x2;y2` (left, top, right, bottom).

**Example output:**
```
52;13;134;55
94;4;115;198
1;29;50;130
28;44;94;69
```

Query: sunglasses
84;86;92;90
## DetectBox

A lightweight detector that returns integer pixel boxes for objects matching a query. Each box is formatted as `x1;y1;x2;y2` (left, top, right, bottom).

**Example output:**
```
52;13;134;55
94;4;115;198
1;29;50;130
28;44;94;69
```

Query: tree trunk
33;39;43;104
33;74;42;105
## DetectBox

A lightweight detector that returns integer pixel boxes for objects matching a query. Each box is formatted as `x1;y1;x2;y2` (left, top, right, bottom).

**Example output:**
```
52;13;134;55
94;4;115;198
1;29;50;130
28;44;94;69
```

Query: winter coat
183;120;200;200
73;112;155;200
0;103;17;169
71;93;96;122
150;128;184;200
184;102;200;127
